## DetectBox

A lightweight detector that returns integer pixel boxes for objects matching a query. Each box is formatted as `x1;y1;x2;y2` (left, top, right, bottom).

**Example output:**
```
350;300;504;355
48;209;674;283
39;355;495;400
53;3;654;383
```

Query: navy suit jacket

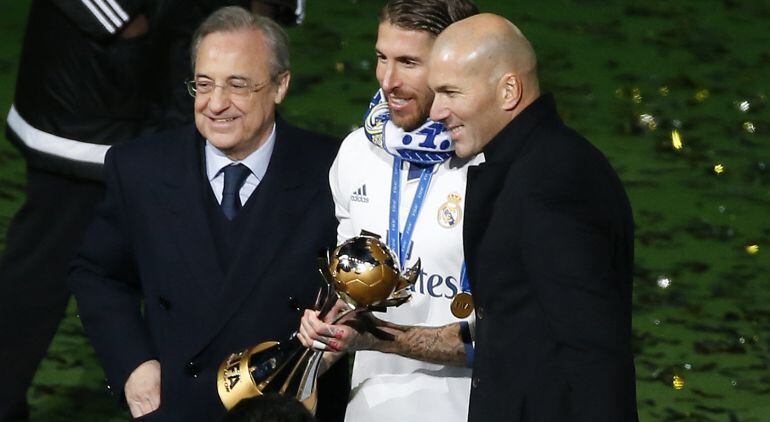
69;119;348;421
464;95;638;421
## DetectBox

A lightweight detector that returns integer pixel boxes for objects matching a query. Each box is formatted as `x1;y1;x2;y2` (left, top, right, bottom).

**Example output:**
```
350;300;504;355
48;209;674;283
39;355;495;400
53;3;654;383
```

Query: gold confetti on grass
671;129;683;150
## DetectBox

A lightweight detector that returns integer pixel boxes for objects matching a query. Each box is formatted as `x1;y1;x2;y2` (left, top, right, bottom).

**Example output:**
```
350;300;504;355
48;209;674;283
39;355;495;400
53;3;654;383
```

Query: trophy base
217;339;319;413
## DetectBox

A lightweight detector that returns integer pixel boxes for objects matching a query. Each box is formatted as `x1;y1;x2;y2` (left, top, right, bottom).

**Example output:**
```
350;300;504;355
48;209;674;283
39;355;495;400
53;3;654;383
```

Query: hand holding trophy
217;233;420;412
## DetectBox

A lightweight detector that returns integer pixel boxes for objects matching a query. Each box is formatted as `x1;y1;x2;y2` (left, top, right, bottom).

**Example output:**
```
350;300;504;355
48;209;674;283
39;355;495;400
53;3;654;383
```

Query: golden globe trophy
217;234;420;413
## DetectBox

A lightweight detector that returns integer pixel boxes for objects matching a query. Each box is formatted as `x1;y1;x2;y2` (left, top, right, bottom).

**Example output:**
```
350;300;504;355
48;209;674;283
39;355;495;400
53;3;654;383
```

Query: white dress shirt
205;124;276;206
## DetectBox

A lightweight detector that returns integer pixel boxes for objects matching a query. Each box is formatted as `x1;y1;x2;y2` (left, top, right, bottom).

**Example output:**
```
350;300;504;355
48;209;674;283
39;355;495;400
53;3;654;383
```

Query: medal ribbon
459;261;471;294
388;156;434;268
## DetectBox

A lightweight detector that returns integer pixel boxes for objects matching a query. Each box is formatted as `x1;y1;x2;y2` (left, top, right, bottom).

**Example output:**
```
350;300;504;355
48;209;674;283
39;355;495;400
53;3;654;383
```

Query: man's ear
500;73;521;111
274;71;291;104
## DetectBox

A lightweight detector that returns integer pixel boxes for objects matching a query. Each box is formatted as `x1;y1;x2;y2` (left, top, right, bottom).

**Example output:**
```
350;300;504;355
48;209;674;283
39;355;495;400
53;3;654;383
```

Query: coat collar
462;94;560;290
481;93;560;166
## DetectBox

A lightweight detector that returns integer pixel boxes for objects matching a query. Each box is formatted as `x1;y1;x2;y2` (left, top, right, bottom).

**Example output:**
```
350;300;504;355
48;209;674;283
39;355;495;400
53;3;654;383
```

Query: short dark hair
221;394;315;422
379;0;479;36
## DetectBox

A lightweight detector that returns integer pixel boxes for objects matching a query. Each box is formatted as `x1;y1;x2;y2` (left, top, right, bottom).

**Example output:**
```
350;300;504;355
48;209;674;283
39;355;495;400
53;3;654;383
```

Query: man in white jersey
297;1;482;420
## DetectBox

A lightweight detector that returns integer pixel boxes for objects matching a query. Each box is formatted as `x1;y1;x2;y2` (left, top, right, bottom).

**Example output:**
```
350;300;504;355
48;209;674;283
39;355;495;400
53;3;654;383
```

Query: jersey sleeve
329;133;357;245
49;0;146;40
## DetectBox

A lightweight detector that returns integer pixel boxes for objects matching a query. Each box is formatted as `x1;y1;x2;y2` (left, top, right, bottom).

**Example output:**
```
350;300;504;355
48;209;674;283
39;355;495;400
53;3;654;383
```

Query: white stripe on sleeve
295;0;306;24
104;0;130;22
80;0;116;33
7;105;110;165
93;0;125;27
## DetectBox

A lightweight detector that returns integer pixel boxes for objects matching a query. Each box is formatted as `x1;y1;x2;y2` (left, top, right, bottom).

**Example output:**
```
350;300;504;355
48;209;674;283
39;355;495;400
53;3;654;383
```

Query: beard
385;89;433;132
390;108;428;132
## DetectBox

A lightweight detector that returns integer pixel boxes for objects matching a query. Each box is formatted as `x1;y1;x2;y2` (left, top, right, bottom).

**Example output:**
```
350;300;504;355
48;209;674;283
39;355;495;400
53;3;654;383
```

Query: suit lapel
157;128;225;308
188;121;320;357
464;162;509;291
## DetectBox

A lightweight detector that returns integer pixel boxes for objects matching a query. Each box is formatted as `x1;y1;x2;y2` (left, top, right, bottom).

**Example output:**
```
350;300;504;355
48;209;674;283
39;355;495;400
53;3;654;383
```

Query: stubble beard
389;104;430;132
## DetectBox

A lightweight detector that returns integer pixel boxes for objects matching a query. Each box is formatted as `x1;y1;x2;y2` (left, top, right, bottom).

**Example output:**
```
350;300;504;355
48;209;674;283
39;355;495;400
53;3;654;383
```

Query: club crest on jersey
437;193;462;228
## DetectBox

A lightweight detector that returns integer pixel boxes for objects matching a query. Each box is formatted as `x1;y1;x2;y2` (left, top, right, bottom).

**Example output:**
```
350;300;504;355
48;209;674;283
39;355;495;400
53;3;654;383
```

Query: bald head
439;14;536;87
428;14;540;157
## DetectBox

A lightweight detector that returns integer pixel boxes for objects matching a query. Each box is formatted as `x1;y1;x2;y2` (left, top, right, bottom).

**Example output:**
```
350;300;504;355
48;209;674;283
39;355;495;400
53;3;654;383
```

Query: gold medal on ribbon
450;292;474;319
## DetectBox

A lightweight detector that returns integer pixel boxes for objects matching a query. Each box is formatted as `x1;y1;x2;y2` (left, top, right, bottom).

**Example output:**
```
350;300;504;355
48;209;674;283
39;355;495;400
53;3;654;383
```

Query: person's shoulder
523;120;623;199
276;119;341;174
106;124;197;177
110;124;195;158
339;126;367;149
336;126;382;162
278;120;340;152
522;115;602;170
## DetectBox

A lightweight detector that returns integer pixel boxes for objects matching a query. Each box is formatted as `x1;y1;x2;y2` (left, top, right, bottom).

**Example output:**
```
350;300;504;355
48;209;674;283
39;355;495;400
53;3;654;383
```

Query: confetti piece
745;244;759;255
639;113;657;130
695;89;710;102
673;375;685;390
714;164;725;174
671;129;683;150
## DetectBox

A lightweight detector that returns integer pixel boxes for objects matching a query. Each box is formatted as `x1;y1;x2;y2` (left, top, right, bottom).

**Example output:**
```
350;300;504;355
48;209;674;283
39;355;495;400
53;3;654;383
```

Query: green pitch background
1;0;769;420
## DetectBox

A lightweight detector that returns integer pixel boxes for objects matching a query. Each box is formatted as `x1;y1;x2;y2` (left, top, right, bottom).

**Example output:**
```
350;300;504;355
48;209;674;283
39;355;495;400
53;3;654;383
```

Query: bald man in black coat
428;13;638;421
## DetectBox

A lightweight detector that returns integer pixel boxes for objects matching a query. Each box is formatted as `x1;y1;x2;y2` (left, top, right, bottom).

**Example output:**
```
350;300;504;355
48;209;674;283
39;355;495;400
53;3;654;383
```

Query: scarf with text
363;89;454;165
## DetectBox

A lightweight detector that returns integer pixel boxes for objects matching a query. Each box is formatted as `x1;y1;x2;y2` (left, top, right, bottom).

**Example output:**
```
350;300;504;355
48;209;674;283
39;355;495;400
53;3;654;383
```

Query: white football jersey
331;127;484;422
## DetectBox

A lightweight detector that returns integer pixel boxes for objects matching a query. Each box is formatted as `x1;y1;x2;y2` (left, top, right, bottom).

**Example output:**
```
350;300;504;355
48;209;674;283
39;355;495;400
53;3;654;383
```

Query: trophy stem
278;347;313;395
297;349;323;402
295;306;357;404
330;307;356;324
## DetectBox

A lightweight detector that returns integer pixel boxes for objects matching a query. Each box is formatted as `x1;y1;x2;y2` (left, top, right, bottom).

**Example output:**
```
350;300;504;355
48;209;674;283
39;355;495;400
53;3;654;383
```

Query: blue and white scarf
363;89;454;165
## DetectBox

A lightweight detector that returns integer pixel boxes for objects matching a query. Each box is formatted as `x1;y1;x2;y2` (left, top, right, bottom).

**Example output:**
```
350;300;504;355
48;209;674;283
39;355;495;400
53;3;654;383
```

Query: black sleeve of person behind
47;0;146;41
253;0;304;26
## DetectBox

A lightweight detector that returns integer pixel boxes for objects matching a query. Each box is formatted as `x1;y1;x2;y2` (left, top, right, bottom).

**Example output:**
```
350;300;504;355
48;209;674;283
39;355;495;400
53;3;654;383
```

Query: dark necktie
221;163;251;220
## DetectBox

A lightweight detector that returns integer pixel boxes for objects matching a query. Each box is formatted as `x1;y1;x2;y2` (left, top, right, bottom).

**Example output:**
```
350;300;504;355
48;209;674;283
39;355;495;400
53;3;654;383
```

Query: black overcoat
464;95;638;421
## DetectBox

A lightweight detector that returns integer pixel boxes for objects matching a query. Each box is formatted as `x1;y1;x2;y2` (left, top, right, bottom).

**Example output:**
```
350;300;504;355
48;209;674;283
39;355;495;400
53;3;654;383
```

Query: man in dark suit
68;7;347;421
427;14;638;421
1;1;307;419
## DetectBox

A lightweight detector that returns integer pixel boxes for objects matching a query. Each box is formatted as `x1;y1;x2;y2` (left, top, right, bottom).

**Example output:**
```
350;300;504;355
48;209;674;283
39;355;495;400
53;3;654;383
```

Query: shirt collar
205;123;277;182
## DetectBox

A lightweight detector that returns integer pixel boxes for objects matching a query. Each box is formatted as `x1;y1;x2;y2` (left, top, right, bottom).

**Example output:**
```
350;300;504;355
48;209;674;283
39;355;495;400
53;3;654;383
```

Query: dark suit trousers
0;167;103;421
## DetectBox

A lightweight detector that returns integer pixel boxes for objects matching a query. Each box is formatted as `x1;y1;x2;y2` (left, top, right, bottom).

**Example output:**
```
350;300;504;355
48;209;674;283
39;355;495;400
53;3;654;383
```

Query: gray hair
190;6;290;83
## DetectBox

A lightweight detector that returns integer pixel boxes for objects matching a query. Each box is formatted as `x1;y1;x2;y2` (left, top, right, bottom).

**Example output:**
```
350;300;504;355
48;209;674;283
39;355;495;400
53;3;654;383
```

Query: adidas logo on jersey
351;184;369;203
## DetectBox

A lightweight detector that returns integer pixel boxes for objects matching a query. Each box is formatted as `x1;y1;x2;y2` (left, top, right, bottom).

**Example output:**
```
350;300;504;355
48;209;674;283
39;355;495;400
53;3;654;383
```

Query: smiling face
429;63;504;158
428;14;540;158
375;22;436;131
193;29;289;160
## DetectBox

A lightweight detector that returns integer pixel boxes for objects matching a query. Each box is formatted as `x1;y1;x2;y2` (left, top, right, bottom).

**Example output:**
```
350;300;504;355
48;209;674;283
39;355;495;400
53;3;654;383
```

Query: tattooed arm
365;318;467;366
298;308;469;368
